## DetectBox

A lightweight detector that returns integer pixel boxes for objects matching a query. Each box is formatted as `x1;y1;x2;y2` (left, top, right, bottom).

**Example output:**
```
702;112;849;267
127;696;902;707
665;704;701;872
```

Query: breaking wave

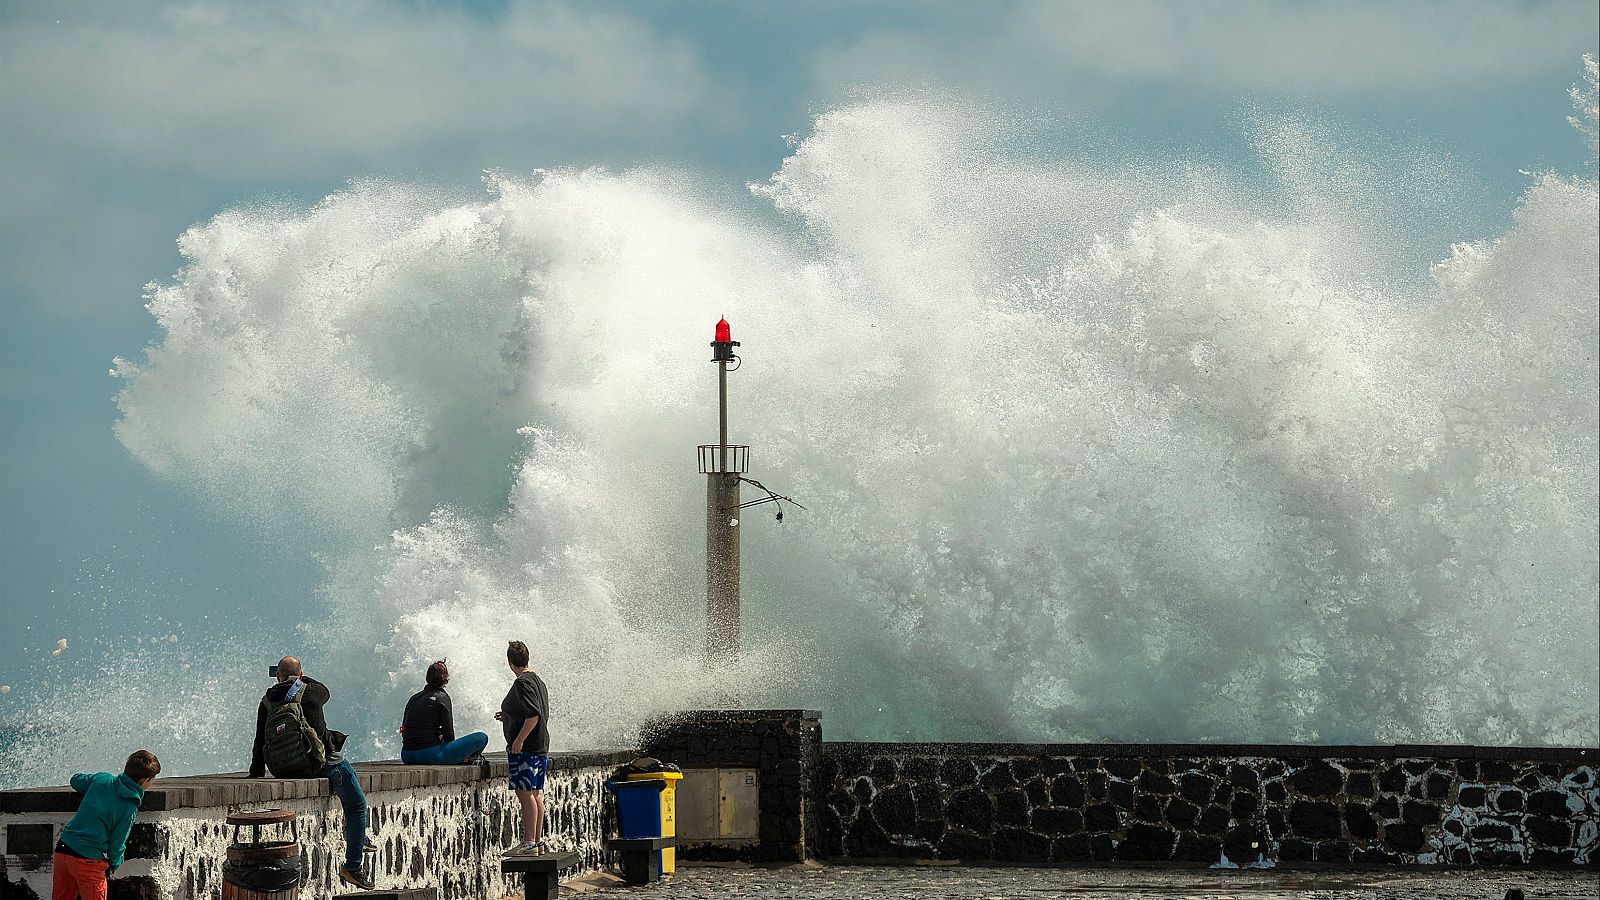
5;64;1598;787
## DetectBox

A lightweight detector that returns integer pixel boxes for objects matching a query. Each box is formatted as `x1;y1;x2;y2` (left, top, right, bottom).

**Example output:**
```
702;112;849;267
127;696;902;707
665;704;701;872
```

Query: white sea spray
6;73;1596;788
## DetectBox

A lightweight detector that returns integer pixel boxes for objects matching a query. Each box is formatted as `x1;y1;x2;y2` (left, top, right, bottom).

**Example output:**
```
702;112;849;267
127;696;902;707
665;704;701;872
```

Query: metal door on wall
677;767;759;844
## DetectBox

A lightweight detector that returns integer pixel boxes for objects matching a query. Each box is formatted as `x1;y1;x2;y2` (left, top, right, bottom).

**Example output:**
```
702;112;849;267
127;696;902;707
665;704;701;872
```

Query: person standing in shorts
496;640;550;852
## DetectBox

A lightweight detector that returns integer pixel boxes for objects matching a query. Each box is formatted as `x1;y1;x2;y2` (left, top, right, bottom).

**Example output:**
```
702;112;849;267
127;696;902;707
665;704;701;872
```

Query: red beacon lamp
711;317;740;362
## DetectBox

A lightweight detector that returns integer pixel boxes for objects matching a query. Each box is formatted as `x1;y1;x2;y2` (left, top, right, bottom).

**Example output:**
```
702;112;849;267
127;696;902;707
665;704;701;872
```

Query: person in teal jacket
53;750;160;900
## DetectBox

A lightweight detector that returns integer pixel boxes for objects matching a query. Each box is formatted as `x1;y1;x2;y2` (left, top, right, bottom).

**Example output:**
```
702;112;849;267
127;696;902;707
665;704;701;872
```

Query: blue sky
1;0;1596;669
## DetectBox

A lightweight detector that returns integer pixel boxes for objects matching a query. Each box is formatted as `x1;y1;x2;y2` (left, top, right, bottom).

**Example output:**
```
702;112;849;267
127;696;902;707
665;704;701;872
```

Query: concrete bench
605;836;676;884
501;849;579;900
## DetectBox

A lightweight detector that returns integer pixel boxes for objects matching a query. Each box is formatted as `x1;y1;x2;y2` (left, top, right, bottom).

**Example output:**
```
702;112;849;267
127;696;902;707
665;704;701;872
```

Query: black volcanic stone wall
819;744;1599;866
640;709;823;862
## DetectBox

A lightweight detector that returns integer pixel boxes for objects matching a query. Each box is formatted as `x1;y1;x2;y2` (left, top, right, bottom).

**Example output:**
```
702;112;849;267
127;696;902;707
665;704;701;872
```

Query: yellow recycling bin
623;770;681;873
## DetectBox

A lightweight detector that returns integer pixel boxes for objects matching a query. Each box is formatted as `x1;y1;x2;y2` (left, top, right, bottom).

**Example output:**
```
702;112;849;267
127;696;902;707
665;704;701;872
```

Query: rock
1117;823;1176;860
1289;761;1342;798
1231;790;1259;819
1196;803;1230;835
1345;802;1377;840
992;828;1050;862
979;762;1016;789
994;788;1030;829
1278;838;1313;861
1526;791;1572;818
1344;771;1375;799
1051;776;1085;808
1222;825;1263;865
1228;764;1259;791
1084;803;1121;831
1314;840;1353;862
1523;817;1571;846
1378;765;1408;793
1134;794;1164;822
943;787;993;834
1051;834;1093;861
1166;798;1199;828
1178;773;1214;804
1032;806;1084;835
1174;832;1221;862
846;811;891;856
874;783;917;835
1401;800;1441;827
1023;777;1049;807
1493;789;1524;812
1289;800;1342;840
870;758;899;785
1108;778;1135;810
1104;758;1140;779
1384;822;1426;853
1137;771;1176;795
1470;822;1515;843
937;830;991;860
912;782;943;821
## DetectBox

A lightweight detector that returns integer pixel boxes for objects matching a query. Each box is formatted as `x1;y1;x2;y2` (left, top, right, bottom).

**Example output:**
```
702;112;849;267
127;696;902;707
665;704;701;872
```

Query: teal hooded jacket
59;771;145;867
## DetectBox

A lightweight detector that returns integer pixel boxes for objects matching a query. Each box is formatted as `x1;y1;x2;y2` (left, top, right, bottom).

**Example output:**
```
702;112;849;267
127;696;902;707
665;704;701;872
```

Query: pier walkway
574;861;1597;899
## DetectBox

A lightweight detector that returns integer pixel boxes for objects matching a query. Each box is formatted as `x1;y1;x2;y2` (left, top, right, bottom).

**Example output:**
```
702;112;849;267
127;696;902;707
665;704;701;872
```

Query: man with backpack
248;656;375;889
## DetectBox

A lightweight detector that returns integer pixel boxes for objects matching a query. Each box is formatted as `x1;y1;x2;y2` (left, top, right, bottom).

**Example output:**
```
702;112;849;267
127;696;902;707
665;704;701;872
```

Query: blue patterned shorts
508;751;548;791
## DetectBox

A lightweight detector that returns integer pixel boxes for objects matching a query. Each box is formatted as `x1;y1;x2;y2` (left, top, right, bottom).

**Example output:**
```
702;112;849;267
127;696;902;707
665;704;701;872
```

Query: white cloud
814;0;1599;103
0;0;716;182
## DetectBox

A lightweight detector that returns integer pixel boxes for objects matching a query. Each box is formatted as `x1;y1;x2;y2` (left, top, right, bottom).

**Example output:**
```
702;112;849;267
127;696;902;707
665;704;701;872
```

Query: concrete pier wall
0;751;631;900
817;742;1600;867
640;709;823;862
6;713;1597;900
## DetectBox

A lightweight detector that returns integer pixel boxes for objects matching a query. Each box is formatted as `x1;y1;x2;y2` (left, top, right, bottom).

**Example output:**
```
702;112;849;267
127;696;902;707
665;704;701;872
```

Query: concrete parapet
0;750;634;899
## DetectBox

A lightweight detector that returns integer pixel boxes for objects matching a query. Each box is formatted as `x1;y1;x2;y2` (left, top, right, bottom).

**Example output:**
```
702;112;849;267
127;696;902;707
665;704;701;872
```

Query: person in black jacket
399;660;489;764
249;656;375;889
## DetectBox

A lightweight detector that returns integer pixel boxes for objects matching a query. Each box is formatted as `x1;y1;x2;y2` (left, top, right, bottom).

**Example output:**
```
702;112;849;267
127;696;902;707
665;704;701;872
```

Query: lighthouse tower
701;318;746;671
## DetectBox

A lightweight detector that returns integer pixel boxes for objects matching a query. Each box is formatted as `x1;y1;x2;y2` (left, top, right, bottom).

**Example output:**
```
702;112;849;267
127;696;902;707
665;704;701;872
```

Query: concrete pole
706;358;741;671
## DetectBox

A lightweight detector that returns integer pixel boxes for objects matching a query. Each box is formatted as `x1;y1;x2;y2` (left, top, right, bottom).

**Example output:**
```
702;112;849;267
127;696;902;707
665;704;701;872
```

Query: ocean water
1;66;1596;789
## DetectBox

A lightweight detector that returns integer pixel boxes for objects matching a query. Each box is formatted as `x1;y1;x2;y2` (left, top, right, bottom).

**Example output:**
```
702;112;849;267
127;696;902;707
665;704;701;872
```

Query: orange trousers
51;852;108;900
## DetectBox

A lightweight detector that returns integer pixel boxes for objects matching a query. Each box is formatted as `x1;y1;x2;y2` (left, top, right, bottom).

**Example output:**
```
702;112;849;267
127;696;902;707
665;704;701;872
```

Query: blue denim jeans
400;731;489;765
319;758;367;870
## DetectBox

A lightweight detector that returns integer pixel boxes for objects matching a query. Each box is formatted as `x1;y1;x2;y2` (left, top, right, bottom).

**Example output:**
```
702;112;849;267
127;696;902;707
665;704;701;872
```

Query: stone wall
819;743;1599;867
640;709;823;862
1;751;631;900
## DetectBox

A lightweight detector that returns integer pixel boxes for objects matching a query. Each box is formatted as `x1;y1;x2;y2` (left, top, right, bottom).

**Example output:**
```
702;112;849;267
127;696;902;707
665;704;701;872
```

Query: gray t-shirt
500;670;549;753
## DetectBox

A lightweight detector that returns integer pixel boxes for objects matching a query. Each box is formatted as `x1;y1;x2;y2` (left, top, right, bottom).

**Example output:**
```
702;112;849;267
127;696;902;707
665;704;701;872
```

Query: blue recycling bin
606;778;669;876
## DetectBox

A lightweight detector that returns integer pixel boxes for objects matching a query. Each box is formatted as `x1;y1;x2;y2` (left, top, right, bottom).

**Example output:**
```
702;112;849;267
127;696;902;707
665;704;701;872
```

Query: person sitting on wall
496;639;551;853
399;660;489;765
53;750;160;900
248;655;377;890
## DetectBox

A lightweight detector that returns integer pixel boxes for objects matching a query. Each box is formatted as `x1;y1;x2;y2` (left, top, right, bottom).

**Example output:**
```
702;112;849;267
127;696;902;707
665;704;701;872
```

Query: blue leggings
400;731;489;765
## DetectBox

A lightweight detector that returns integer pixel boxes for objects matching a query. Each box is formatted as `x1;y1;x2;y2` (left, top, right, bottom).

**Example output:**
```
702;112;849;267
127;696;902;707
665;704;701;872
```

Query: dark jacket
250;676;336;777
401;687;456;751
